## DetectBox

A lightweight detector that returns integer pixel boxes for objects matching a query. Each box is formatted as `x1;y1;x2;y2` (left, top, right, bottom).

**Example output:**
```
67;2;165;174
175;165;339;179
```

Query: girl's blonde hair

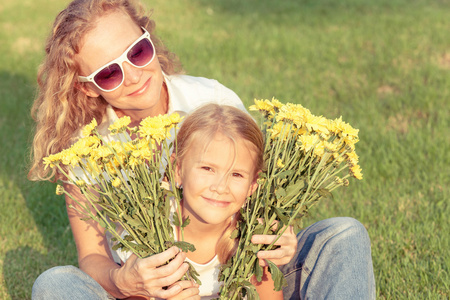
28;0;183;181
176;104;264;264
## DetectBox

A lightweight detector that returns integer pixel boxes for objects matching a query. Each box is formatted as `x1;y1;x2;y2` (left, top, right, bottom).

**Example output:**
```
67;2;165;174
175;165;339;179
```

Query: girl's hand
111;246;192;299
251;225;297;266
166;280;200;300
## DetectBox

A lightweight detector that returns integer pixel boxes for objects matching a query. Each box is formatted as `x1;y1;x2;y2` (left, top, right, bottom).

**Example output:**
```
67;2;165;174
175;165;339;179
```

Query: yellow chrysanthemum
314;141;326;157
82;119;98;137
60;149;80;166
109;116;131;134
106;161;118;175
139;115;171;142
346;151;360;166
349;164;363;180
297;134;321;153
270;98;283;110
76;180;86;187
267;121;294;141
43;153;62;169
112;177;122;188
71;136;100;157
85;157;103;174
304;114;330;135
276;159;285;168
169;113;183;125
249;99;275;115
127;156;141;169
93;145;114;161
328;117;359;140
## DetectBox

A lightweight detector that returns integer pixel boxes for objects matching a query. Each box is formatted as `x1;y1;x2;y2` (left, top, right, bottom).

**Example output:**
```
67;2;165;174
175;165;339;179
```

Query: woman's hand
166;280;200;300
251;225;297;267
111;247;195;299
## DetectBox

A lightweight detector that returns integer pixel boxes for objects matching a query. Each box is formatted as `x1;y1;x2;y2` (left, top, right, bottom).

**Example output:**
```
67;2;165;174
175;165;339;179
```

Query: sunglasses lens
128;38;154;67
94;63;123;91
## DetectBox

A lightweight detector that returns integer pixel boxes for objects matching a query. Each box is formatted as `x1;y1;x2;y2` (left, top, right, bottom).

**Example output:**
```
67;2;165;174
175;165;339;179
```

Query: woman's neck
113;82;169;127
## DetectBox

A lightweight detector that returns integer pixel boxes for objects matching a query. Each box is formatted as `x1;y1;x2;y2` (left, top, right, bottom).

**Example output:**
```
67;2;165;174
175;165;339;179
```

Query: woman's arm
252;267;283;300
64;183;194;299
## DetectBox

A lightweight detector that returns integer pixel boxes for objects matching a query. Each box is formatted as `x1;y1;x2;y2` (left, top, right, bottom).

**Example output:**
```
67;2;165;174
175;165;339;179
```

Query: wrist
109;265;130;299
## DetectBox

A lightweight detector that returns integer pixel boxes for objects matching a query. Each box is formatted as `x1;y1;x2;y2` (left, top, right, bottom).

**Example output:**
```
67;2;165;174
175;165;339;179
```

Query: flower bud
55;184;65;195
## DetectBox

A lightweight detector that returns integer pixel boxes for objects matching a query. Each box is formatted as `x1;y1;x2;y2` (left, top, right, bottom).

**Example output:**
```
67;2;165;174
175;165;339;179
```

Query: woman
29;0;375;299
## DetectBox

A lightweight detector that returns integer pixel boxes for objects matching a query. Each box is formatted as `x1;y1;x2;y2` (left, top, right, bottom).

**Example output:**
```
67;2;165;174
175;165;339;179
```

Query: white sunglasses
78;28;156;92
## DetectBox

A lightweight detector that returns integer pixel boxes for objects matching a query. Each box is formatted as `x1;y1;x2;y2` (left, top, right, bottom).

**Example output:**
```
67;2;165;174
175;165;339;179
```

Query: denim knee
32;265;109;300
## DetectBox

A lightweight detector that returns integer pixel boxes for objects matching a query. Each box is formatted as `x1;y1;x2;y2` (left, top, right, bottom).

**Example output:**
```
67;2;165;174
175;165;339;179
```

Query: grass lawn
1;0;449;298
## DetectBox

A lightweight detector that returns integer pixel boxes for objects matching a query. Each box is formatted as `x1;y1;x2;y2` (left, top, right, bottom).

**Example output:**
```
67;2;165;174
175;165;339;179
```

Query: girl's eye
201;166;213;172
232;172;243;178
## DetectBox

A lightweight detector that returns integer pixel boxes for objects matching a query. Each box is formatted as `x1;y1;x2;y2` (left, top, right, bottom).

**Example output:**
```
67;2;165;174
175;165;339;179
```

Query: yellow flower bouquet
217;98;362;299
43;113;200;282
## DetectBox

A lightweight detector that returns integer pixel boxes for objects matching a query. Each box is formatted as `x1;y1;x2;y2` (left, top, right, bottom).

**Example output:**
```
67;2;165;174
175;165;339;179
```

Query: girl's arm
64;183;194;299
252;267;283;300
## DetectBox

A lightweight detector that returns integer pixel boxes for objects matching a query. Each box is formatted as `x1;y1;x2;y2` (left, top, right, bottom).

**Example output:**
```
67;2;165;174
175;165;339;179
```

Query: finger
168;280;199;290
251;234;279;245
152;262;190;288
167;287;200;300
142;246;182;269
157;280;199;299
257;249;292;266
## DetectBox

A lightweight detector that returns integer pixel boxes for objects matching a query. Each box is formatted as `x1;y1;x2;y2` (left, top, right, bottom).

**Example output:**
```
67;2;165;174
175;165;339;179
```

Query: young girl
116;103;282;299
175;103;283;299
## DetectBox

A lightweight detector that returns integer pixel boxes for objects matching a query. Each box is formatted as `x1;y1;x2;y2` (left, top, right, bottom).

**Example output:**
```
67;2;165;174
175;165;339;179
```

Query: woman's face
76;10;166;119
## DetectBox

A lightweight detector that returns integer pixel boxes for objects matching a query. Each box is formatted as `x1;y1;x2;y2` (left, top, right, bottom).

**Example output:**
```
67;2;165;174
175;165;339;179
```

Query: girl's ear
74;81;100;98
174;155;183;186
247;171;261;197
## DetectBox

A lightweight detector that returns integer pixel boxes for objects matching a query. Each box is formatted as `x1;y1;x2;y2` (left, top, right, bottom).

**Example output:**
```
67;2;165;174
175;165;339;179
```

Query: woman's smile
128;76;151;97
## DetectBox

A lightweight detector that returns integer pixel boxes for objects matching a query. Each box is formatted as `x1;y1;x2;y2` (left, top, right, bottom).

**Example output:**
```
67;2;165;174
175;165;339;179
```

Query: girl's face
75;10;167;119
176;133;259;227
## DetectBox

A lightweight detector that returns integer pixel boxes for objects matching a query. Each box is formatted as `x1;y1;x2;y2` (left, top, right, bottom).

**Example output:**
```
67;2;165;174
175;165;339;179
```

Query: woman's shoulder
165;73;246;113
165;73;222;90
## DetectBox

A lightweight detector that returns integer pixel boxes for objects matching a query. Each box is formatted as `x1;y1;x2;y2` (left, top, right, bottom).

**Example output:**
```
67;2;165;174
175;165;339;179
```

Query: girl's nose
122;61;142;86
210;175;229;194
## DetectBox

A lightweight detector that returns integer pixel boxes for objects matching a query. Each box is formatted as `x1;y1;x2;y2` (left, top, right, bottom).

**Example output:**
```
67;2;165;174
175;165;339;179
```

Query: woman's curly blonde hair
28;0;183;181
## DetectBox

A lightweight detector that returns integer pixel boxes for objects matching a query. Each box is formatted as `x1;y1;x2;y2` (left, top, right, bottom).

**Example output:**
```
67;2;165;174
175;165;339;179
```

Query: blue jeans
32;217;375;299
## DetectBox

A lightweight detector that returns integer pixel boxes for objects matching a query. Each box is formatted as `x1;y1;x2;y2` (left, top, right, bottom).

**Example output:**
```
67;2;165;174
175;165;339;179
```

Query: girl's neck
180;201;231;264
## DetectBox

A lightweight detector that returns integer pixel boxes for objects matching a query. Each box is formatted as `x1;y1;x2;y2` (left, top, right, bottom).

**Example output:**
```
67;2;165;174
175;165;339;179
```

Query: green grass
1;0;449;298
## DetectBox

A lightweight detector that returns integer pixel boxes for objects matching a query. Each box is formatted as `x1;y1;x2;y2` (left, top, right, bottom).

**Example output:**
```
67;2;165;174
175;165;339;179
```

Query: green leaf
317;188;333;199
182;216;191;228
174;241;196;253
274;207;289;226
172;211;181;227
285;180;304;199
230;229;240;239
241;281;259;300
187;262;202;285
254;259;263;282
275;187;286;200
276;169;295;179
266;259;287;291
